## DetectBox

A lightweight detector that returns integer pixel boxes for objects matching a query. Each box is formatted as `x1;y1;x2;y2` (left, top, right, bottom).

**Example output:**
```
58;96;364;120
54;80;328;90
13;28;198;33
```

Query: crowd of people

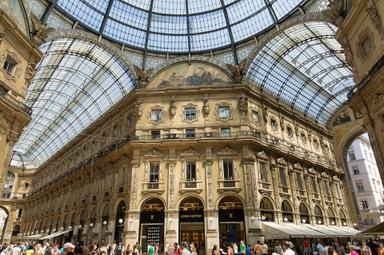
1;239;384;255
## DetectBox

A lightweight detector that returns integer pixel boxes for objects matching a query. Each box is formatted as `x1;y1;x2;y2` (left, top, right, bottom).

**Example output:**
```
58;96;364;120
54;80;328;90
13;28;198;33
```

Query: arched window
327;208;336;225
260;197;274;222
314;205;324;224
299;203;310;224
281;201;293;222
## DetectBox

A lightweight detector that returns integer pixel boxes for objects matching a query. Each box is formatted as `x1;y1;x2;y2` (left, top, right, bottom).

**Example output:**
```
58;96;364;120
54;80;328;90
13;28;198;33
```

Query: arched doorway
140;198;165;253
314;205;324;225
299;203;310;224
114;201;126;243
179;197;205;254
260;197;274;222
218;196;245;249
327;208;336;225
281;201;293;223
0;206;9;243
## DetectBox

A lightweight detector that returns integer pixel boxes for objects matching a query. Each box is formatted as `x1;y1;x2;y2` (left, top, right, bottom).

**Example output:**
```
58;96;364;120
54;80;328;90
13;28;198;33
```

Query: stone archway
0;205;9;243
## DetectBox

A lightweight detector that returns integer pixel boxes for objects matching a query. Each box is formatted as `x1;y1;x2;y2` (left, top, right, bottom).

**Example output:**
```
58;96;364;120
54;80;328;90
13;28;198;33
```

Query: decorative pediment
293;163;302;170
144;148;163;158
256;151;268;160
216;145;237;156
180;147;200;158
276;157;287;165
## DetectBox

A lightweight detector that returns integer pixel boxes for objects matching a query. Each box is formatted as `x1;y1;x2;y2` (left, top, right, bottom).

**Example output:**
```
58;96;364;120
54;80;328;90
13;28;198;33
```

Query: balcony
142;182;165;194
258;181;272;191
179;180;203;193
217;179;241;192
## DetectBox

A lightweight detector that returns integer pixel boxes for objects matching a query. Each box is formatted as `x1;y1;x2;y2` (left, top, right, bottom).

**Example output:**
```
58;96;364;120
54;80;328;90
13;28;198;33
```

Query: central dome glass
57;0;304;53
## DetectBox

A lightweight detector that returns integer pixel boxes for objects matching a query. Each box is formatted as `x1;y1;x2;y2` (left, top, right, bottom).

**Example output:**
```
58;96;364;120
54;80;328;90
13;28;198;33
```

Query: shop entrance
140;198;165;253
179;197;205;255
218;196;245;248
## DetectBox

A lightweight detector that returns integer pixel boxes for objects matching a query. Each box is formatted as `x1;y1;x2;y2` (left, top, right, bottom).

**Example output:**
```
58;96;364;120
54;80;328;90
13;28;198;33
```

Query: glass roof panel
245;21;355;125
54;0;306;53
13;38;137;166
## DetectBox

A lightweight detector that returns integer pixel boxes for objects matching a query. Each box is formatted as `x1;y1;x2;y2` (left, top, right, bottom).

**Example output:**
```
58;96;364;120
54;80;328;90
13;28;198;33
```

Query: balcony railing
258;181;271;190
142;182;165;194
217;179;241;192
0;86;31;115
179;180;203;193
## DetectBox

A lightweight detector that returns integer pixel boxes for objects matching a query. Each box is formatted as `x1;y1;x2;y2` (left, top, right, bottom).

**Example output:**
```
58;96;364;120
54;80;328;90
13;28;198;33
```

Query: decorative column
165;160;177;248
125;160;140;246
204;159;218;255
242;158;261;245
270;158;281;221
0;116;9;194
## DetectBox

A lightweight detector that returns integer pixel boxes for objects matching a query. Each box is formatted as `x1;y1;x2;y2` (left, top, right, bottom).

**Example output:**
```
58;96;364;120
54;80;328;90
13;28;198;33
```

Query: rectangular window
259;161;268;183
3;56;17;75
324;181;331;197
149;162;160;189
186;128;196;138
150;109;163;121
223;160;235;187
218;106;230;118
353;167;359;175
185;107;197;120
361;200;369;209
356;183;364;193
151;130;161;139
311;176;318;193
24;183;29;189
279;166;287;187
186;161;196;181
348;152;356;161
220;127;231;137
296;172;303;190
186;161;197;188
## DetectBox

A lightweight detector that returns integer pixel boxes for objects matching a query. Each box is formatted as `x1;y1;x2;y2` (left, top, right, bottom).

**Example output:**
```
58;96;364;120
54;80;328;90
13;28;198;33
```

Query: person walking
240;242;246;255
253;242;262;255
212;245;219;255
361;241;372;255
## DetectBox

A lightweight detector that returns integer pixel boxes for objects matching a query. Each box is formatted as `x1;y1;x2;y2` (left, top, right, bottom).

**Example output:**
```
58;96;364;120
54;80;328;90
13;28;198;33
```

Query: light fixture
331;221;335;225
283;217;288;222
342;222;347;226
261;215;266;221
89;223;94;227
353;223;357;226
53;228;56;232
68;226;72;229
118;219;123;224
317;220;322;224
36;230;39;234
103;220;107;225
301;219;307;223
60;227;64;230
78;225;82;228
31;231;34;234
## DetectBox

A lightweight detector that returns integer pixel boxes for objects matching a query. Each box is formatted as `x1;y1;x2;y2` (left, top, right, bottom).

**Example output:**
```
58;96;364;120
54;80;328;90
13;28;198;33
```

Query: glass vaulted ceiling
13;38;137;166
246;21;355;125
54;0;305;53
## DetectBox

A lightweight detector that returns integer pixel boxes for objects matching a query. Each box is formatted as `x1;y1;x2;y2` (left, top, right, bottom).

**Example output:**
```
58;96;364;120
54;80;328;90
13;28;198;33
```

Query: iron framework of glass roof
13;38;137;166
46;0;305;53
245;21;354;125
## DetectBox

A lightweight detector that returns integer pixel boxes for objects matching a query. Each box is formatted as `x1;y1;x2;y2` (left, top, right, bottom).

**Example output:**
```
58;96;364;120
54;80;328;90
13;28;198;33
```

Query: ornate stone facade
18;61;352;253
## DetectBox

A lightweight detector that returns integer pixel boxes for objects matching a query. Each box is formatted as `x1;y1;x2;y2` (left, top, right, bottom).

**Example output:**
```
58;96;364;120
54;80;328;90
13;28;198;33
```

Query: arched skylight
246;21;354;125
13;38;137;166
52;0;305;53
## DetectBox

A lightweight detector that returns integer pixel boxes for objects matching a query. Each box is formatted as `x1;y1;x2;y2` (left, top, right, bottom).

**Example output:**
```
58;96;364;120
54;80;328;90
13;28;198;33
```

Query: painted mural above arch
148;62;232;89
